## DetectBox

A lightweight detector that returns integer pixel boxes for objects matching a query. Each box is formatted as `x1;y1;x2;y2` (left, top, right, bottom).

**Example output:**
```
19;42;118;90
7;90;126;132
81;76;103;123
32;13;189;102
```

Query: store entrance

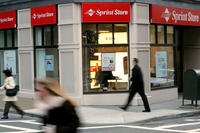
175;27;184;93
176;26;200;93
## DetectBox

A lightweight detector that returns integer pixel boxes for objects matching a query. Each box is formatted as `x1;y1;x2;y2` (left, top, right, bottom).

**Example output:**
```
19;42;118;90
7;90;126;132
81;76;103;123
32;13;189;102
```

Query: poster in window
101;53;115;71
4;50;16;75
45;55;54;71
156;51;167;78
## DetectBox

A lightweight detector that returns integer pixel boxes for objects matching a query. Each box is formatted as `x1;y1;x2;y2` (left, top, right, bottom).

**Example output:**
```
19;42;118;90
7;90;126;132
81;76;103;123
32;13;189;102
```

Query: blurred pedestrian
0;69;24;119
35;78;80;133
121;58;151;112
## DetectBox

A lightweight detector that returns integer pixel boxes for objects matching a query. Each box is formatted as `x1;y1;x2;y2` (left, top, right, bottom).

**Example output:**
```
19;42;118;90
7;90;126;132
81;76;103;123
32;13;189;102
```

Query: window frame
0;28;18;85
82;23;129;46
150;24;176;90
33;25;59;80
33;25;58;48
82;23;130;94
0;29;17;49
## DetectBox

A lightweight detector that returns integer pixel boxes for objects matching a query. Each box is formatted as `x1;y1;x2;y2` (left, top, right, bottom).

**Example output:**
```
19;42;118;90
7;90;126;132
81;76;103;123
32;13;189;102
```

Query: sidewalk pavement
0;96;200;125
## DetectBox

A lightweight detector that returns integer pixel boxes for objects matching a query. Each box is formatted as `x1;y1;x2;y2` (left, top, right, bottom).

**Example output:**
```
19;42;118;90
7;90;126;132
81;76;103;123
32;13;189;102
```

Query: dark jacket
130;64;144;89
43;100;80;133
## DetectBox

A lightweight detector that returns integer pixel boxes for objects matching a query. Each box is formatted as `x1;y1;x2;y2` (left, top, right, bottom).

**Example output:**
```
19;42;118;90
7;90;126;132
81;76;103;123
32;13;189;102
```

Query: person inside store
0;69;24;119
34;78;80;133
96;69;116;91
120;58;151;112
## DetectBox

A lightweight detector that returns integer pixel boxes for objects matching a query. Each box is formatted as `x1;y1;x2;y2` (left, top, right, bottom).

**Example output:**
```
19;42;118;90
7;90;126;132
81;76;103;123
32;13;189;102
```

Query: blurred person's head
35;78;77;106
133;58;139;65
3;69;12;77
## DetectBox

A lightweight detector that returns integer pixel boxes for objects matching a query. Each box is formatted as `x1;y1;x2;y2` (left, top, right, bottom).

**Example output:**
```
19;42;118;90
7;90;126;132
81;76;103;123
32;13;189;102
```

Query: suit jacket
130;64;144;90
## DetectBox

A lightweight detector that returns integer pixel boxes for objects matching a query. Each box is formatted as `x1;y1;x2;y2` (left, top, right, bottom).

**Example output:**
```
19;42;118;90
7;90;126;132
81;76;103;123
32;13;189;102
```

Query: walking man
121;58;151;112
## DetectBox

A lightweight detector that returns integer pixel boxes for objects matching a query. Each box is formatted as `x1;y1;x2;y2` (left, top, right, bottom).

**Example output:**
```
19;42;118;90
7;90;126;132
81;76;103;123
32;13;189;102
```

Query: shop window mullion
155;25;158;44
173;27;176;46
33;27;36;46
112;23;114;45
164;26;167;45
96;24;99;45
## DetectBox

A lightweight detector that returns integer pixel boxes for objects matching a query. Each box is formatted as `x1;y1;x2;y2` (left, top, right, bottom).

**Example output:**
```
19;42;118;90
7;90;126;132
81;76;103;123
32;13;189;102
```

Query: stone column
130;3;151;99
18;9;34;98
58;4;82;103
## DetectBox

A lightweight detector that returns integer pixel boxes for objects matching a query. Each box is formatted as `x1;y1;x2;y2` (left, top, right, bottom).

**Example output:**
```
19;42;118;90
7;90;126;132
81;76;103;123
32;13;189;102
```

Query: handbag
6;85;19;96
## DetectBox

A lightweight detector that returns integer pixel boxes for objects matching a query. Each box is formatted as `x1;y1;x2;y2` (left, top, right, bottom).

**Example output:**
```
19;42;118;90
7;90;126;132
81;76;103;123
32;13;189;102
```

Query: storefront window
35;27;42;46
114;24;128;44
34;25;57;46
6;30;13;47
35;48;59;80
167;26;174;44
53;26;58;45
150;24;175;89
34;25;59;80
157;25;165;44
44;26;51;46
82;24;97;45
98;24;113;44
150;47;174;88
0;29;18;85
14;30;17;47
150;25;156;44
0;31;4;48
82;24;128;45
82;23;129;93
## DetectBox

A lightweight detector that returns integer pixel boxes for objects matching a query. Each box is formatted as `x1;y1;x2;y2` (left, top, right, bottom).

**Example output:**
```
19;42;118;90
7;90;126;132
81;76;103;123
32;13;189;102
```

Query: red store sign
150;4;200;26
82;2;130;23
31;5;57;26
0;10;16;30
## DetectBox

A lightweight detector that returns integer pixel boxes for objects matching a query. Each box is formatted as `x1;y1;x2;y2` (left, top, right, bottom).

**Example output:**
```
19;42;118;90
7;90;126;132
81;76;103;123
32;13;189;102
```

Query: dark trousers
124;85;150;110
3;101;24;117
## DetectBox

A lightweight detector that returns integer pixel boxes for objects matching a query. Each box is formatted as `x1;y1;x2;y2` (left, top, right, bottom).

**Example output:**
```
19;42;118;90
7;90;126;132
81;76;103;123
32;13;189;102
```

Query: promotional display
82;2;130;22
156;51;167;78
101;53;116;71
31;5;57;26
150;4;200;26
0;10;16;29
45;55;54;71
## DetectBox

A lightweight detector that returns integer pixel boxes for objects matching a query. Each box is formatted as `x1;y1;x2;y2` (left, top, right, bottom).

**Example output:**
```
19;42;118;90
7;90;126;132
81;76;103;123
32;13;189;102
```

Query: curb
0;108;199;125
133;111;200;125
80;111;200;126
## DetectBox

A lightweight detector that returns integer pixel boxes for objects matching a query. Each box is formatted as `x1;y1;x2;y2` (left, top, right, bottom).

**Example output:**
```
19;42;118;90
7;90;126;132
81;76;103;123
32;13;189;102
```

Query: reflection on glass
150;25;156;44
53;26;58;45
7;30;12;47
35;48;59;80
150;46;174;89
167;26;174;44
83;46;129;93
82;24;97;44
0;50;19;85
157;25;164;44
114;24;128;44
14;30;17;47
98;24;112;44
44;26;51;46
35;27;42;46
0;31;4;48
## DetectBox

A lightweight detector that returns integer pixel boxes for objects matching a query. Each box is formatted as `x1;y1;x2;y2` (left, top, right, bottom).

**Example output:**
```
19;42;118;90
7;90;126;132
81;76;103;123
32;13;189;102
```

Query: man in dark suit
121;58;151;112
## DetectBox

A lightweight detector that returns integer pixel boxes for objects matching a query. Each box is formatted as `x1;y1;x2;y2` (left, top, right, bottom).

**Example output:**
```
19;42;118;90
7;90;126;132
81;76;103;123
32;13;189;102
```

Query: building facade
0;0;200;105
